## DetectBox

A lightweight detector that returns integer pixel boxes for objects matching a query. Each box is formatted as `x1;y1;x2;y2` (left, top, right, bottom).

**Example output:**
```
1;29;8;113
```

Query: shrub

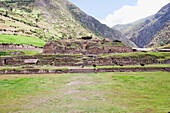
140;63;145;66
101;45;105;49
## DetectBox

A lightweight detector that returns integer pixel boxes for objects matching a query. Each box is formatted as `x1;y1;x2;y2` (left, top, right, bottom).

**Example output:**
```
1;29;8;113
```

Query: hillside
0;0;136;47
0;0;92;42
113;3;170;48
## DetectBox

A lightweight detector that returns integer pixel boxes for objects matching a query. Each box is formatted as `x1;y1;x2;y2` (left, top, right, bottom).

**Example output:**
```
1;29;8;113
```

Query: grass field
0;34;46;47
0;72;169;112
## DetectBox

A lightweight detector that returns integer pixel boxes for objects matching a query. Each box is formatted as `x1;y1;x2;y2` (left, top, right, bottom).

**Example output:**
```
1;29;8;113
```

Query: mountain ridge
113;3;170;48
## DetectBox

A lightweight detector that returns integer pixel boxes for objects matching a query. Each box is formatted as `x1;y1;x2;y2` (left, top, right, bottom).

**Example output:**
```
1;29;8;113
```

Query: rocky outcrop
146;24;170;48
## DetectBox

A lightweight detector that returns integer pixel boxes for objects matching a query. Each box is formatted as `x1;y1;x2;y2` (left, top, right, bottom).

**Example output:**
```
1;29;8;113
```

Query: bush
140;63;145;66
0;51;7;56
101;45;105;49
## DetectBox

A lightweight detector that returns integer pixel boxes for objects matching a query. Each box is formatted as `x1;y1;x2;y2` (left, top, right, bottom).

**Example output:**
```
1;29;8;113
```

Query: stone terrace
0;54;162;66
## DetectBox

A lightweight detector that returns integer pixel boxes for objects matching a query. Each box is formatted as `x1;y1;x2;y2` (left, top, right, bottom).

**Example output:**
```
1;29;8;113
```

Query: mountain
66;1;136;47
0;0;136;47
112;16;152;39
113;3;170;48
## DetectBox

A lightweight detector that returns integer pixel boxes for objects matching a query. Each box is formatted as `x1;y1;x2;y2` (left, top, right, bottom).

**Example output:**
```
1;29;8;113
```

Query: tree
37;13;40;18
35;19;38;23
4;11;8;17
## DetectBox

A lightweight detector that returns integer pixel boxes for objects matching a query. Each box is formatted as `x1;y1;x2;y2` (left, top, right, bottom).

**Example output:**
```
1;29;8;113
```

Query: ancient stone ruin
1;36;168;72
43;37;133;55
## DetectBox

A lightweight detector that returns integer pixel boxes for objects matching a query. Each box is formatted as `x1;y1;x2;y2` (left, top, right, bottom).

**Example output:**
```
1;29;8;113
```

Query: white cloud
100;0;170;27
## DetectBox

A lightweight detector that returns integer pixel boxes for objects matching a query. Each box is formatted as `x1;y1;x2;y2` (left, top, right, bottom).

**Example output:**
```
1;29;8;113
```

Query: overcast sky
69;0;169;27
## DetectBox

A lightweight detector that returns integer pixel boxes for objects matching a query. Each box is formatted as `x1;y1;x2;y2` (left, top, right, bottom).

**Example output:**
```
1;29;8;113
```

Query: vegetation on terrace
84;64;170;68
0;50;39;56
101;52;170;61
0;64;169;71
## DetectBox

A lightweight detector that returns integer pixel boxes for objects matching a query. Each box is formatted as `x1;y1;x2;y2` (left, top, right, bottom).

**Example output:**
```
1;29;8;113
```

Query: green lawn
0;72;169;112
0;34;46;47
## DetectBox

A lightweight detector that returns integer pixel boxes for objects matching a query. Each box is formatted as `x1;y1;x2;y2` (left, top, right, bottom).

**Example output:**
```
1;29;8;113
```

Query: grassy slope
159;44;170;49
101;52;170;61
0;34;46;47
0;72;169;112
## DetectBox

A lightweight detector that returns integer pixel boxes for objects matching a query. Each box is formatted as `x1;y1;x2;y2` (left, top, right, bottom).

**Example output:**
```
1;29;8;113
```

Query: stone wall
0;67;169;74
87;47;104;54
43;41;55;54
0;58;4;66
104;46;133;53
161;59;170;64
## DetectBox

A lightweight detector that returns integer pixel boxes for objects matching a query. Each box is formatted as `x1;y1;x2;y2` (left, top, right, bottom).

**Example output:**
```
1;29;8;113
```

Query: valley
0;0;169;113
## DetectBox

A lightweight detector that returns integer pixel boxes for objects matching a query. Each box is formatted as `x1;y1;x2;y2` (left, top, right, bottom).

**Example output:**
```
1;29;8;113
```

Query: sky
69;0;170;27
